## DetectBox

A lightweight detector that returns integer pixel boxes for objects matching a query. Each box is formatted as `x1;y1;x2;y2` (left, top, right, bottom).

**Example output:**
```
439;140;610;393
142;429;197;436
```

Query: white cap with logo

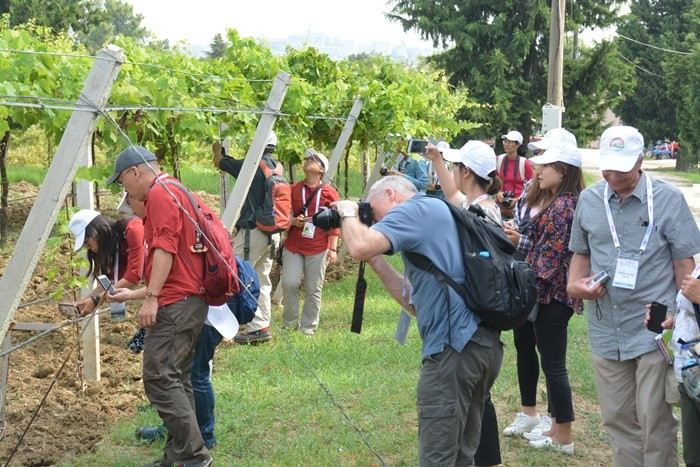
304;148;329;173
501;130;524;145
443;140;497;181
530;143;582;168
69;209;101;252
528;128;577;151
598;126;644;172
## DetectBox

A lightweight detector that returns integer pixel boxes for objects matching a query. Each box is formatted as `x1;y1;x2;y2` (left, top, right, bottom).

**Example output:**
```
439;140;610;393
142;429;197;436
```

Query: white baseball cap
501;130;524;145
530;142;582;168
443;140;497;181
265;130;277;147
69;209;101;252
598;126;644;172
528;128;577;151
304;149;329;173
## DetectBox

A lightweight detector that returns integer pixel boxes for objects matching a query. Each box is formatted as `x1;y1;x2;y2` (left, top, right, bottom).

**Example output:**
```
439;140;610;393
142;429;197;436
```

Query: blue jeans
191;324;223;449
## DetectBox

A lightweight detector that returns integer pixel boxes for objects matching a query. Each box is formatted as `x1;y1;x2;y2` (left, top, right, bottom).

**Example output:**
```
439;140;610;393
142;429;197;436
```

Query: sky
124;0;434;49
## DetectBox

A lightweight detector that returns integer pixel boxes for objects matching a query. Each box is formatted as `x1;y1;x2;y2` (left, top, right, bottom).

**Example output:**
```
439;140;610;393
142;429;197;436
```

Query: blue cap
106;145;156;185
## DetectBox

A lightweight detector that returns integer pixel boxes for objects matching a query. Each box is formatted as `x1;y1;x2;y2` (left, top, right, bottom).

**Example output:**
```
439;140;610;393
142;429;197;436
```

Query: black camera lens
358;202;373;227
312;207;341;230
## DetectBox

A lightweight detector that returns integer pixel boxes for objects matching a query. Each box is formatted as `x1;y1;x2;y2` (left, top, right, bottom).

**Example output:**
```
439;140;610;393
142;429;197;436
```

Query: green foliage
386;0;631;141
615;0;695;143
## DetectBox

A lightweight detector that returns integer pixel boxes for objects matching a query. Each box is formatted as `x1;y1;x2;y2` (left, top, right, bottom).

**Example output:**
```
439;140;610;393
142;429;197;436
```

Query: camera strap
351;261;367;334
297;184;323;217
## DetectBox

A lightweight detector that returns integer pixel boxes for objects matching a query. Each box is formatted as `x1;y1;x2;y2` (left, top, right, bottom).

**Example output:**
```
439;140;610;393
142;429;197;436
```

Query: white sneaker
524;414;553;438
529;436;574;455
502;412;540;437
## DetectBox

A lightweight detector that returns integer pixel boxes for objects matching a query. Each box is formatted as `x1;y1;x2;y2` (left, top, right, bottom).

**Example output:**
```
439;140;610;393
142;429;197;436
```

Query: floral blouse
525;192;581;311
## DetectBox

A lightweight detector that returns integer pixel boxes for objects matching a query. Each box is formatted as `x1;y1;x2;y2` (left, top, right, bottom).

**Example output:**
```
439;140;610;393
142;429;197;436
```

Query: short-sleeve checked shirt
569;174;700;360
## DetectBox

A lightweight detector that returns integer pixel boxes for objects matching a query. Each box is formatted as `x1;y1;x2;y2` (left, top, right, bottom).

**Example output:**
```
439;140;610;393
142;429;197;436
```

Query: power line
616;32;692;56
617;52;665;79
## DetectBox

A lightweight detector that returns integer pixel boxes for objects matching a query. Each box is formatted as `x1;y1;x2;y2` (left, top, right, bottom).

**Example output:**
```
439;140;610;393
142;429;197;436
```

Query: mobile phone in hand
587;271;609;289
96;274;114;294
58;303;80;318
647;301;668;334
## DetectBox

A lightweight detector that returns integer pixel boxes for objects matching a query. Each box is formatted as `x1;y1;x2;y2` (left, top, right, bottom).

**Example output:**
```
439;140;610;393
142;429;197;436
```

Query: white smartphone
96;274;115;294
587;271;609;289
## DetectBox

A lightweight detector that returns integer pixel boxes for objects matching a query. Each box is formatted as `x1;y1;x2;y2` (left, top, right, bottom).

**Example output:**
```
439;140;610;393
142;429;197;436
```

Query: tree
207;33;227;58
615;0;695;143
387;0;630;142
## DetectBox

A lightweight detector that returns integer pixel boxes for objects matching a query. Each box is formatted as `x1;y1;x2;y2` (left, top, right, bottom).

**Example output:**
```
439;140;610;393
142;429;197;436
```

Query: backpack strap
404;252;468;301
518;157;526;181
693;303;700;330
497;155;506;174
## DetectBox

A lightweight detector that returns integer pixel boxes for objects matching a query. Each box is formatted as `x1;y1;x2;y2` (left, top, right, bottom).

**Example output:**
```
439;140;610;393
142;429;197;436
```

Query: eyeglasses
116;166;135;187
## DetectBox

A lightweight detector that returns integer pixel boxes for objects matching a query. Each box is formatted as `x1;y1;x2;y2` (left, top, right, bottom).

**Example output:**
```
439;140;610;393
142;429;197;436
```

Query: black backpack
405;199;537;331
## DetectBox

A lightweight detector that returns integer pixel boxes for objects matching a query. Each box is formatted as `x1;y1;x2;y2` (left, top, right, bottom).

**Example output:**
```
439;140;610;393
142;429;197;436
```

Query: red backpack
252;161;292;233
165;181;239;306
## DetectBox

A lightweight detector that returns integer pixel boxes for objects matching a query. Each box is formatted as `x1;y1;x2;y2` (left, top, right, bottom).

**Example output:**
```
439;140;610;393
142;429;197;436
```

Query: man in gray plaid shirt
567;126;700;467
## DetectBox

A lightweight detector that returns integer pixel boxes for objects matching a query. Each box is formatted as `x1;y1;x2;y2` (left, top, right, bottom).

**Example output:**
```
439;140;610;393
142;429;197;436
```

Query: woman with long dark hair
516;143;584;454
69;208;144;315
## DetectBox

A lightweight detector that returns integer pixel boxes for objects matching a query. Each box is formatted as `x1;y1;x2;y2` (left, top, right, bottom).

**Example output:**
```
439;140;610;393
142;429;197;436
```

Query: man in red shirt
107;145;213;467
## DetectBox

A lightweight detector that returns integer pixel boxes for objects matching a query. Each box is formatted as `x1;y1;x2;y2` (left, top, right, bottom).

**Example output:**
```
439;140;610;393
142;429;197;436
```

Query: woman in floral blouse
519;143;584;455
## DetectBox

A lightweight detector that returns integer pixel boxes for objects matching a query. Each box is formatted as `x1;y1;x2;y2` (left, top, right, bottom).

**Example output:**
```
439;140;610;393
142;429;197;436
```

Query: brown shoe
212;141;223;169
233;328;271;344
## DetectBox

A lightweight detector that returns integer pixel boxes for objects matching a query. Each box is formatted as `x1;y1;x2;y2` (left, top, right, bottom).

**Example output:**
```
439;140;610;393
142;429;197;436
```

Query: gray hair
367;175;417;200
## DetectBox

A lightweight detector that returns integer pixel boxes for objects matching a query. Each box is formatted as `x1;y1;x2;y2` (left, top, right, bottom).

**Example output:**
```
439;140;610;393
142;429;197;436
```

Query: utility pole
543;0;566;132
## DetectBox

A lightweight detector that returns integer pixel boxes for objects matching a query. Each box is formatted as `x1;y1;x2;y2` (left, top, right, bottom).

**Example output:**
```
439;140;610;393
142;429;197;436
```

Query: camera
500;191;516;207
312;202;373;230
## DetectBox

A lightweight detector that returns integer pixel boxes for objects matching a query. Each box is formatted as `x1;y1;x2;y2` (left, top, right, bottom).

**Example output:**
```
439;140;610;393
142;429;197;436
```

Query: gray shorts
417;326;503;467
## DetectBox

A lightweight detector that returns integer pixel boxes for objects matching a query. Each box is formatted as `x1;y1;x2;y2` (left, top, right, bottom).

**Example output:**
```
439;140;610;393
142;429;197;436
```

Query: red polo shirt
284;181;340;256
143;175;209;307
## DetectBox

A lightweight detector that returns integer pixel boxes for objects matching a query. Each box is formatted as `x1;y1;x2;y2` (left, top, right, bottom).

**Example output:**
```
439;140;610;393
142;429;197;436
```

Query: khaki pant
592;350;678;467
143;296;209;465
417;326;503;467
281;249;328;332
234;228;280;332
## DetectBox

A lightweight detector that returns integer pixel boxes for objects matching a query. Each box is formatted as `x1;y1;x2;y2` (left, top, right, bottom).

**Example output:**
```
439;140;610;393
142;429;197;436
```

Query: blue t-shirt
372;195;480;358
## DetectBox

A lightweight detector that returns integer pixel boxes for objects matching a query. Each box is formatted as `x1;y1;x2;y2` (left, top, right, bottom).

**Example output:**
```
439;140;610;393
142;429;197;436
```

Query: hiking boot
234;328;271;344
503;412;540;437
174;457;213;467
136;425;168;443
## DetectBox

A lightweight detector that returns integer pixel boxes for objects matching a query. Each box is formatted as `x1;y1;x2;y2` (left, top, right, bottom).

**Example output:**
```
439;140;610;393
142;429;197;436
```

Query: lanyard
113;243;119;284
604;173;654;253
301;185;322;217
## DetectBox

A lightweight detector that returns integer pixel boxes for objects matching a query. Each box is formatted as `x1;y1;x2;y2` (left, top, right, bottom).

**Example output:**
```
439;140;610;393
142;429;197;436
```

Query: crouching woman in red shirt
281;150;340;336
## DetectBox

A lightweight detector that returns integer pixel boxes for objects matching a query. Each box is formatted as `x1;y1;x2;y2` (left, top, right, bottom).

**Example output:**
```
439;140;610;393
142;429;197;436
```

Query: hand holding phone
587;271;609;289
58;303;80;318
647;301;668;334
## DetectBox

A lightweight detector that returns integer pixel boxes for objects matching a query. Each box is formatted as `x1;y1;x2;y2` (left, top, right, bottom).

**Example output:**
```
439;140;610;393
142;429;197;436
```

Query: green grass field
64;254;619;467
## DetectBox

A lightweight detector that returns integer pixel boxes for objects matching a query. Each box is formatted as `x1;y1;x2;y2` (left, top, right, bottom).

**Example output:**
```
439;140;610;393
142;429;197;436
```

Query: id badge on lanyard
604;174;654;291
301;185;322;239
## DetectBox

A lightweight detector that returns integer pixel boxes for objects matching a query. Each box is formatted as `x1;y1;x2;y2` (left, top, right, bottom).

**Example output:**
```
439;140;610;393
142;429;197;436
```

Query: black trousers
474;392;501;466
513;320;540;407
533;300;574;423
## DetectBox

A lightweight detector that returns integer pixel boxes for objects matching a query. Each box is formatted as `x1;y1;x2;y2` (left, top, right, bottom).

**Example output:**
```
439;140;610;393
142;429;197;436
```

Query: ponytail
486;172;502;195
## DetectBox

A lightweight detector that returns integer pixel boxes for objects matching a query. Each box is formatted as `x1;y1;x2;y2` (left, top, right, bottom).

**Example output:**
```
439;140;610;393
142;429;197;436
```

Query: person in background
68;209;144;315
384;140;429;192
496;130;533;219
501;128;578;440
213;132;280;344
107;145;215;467
568;126;700;467
281;150;339;336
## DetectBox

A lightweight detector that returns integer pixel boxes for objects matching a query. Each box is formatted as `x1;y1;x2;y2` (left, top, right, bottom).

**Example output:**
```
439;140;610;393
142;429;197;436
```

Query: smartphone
647;301;667;334
587;271;609;289
58;303;80;318
96;274;115;295
407;139;428;154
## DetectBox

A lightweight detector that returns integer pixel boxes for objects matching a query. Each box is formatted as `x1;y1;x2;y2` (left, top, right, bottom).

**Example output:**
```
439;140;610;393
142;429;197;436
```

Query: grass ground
63;255;618;467
652;167;700;184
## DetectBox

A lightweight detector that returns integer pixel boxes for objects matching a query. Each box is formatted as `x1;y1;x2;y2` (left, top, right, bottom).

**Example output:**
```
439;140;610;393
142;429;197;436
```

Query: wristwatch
340;209;357;219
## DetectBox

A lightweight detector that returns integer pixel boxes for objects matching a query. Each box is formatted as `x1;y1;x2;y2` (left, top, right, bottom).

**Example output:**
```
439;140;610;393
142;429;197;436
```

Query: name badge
613;254;640;290
302;222;316;239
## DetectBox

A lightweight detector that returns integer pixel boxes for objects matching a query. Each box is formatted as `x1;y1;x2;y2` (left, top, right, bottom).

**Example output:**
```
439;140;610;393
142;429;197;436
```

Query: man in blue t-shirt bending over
334;175;503;466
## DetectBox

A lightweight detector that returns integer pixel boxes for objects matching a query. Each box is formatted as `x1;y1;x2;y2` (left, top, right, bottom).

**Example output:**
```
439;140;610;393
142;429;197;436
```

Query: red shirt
116;217;145;285
499;155;534;198
284;181;340;256
143;175;211;307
